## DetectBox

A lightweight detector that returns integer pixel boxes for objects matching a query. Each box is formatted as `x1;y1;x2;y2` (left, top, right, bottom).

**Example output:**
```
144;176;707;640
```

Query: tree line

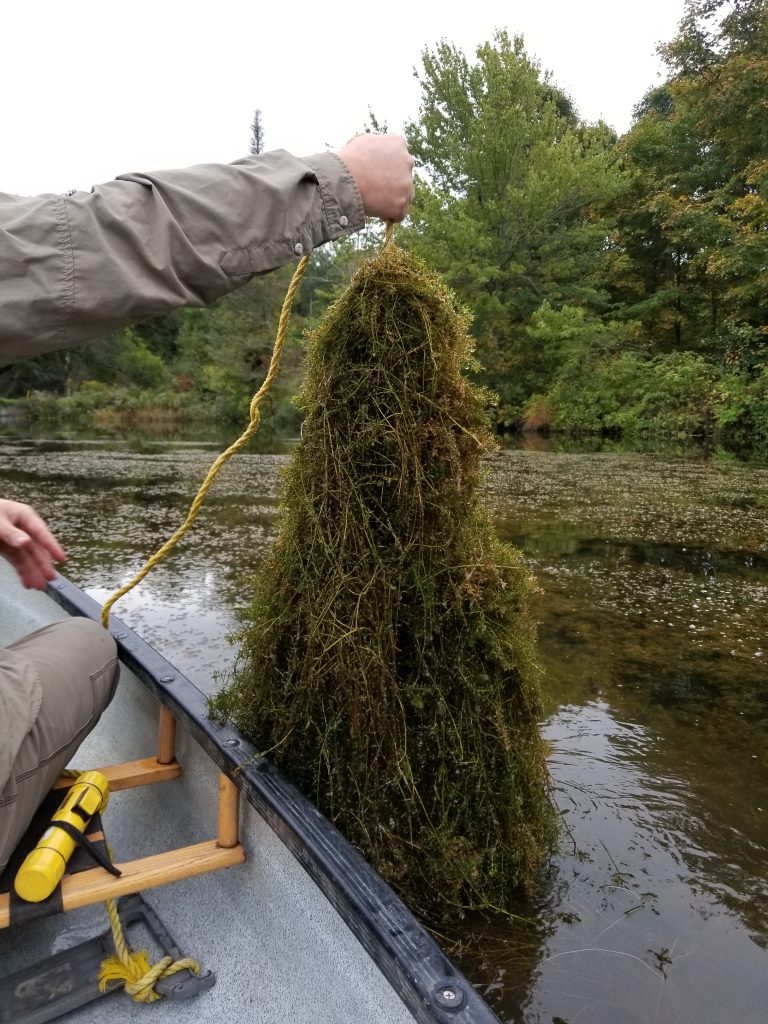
3;0;766;446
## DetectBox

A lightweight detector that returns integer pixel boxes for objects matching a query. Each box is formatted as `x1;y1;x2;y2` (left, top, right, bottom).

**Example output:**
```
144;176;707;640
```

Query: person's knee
64;618;120;713
0;620;119;873
35;618;120;715
62;617;117;665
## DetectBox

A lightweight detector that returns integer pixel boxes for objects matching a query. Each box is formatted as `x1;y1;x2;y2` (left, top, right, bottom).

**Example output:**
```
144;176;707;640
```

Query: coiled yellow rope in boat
98;896;200;1003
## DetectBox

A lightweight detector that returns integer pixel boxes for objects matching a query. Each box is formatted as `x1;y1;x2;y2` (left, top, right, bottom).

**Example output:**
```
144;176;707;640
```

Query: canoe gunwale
46;573;501;1024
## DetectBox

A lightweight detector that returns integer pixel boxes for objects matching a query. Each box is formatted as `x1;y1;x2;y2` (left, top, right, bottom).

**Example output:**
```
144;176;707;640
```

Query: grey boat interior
0;560;499;1024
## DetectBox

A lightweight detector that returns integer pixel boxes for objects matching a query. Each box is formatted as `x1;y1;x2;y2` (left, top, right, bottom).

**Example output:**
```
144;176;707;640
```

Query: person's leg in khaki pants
0;618;119;873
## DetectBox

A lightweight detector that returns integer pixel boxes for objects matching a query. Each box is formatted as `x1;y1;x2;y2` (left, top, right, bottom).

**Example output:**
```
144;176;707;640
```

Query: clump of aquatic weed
210;244;558;920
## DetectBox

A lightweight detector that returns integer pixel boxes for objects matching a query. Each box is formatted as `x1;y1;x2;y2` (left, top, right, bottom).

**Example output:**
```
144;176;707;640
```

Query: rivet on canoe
433;983;464;1010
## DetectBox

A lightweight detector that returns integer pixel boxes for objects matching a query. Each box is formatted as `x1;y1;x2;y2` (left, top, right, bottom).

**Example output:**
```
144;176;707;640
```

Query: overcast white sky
4;0;685;197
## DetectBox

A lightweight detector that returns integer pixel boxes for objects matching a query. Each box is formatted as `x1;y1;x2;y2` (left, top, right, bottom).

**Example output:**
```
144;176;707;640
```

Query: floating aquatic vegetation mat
211;244;557;919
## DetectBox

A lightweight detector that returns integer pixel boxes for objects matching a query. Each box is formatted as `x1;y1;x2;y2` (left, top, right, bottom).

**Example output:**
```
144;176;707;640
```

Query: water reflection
1;436;767;1022
0;420;299;450
519;701;768;1023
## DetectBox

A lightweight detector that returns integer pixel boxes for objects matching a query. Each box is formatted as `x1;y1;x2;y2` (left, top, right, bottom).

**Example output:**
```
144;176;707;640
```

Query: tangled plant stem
211;244;557;920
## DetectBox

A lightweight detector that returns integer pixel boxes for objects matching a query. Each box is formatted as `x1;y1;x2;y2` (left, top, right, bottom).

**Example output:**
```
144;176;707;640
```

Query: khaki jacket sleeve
0;150;364;364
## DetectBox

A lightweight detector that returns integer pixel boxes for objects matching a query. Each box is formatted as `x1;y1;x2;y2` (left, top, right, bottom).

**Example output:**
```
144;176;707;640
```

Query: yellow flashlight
14;770;110;903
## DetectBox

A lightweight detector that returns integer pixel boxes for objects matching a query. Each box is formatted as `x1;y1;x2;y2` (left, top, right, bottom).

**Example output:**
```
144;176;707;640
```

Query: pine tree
249;109;265;155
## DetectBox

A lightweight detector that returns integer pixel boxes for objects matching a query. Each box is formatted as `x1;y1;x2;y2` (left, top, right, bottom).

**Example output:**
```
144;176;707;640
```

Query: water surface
1;434;766;1023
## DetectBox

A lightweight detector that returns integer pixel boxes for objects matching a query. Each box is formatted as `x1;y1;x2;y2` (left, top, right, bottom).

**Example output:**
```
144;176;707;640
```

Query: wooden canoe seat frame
0;706;245;929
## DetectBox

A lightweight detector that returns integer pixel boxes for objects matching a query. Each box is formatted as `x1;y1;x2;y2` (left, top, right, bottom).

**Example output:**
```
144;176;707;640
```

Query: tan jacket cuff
301;151;366;242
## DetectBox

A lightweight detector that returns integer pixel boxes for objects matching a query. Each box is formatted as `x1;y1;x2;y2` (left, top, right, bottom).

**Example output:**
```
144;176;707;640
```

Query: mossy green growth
211;244;557;919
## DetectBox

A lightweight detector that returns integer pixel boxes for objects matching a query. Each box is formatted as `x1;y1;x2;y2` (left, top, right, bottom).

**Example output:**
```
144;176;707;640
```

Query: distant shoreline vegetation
12;384;301;434
7;352;767;454
2;5;765;454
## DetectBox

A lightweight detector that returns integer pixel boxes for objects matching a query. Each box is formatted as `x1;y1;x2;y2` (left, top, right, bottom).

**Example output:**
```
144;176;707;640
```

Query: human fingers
0;499;66;564
0;540;51;590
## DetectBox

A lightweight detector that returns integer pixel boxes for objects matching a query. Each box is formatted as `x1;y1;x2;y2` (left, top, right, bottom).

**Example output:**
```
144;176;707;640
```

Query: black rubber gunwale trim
46;573;500;1024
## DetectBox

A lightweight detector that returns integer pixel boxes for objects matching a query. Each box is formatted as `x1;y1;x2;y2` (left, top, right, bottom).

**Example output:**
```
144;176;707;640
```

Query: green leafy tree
172;268;300;426
0;327;171;398
402;30;625;425
611;0;768;362
607;85;720;351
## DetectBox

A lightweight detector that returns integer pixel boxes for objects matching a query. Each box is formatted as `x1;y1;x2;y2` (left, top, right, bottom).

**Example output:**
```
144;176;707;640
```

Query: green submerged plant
211;243;557;919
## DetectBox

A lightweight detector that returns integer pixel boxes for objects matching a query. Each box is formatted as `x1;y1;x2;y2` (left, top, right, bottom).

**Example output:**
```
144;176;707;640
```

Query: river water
1;430;766;1024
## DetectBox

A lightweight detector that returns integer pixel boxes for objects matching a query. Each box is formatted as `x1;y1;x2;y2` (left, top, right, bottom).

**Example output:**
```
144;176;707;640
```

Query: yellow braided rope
100;253;310;629
55;773;199;1001
92;223;394;999
92;254;310;1000
98;896;199;1003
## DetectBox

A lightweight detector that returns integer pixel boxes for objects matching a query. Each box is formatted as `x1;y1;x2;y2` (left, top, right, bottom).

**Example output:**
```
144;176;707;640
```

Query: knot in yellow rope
98;897;200;1003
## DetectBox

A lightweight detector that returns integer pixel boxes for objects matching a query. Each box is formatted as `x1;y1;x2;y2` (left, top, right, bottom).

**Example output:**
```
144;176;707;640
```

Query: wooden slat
217;773;240;849
52;758;181;792
0;840;245;928
157;706;177;765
